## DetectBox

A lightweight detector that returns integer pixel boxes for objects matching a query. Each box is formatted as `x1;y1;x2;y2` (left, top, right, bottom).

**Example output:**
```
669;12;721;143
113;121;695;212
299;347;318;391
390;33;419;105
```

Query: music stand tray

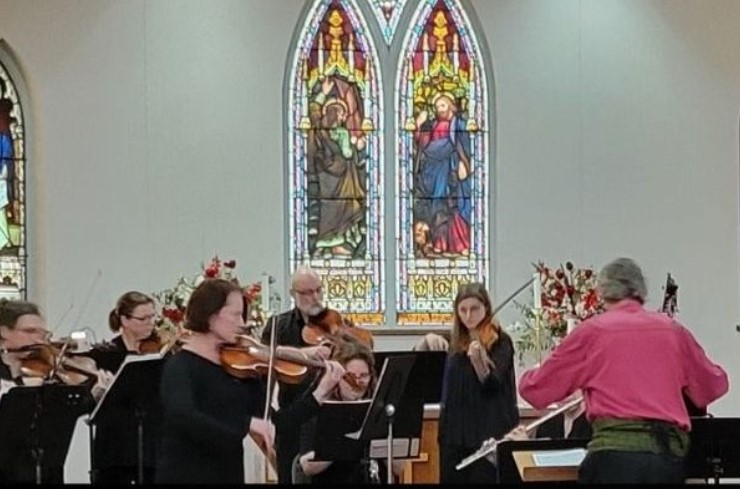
496;438;589;483
0;384;90;483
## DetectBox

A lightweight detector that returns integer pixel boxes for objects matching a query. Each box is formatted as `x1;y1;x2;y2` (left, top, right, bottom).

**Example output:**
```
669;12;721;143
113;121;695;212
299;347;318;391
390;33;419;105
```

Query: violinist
0;299;112;484
293;338;404;484
156;278;274;484
260;266;333;484
85;290;162;484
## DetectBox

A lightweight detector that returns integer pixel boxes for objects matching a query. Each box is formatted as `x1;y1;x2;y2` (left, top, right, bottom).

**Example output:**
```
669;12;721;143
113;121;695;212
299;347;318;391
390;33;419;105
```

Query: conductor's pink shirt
519;299;728;430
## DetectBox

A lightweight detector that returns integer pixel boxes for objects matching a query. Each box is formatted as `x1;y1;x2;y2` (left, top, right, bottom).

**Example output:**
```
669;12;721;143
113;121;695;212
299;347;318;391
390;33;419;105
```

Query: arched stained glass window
368;0;409;46
287;0;385;325
395;0;490;325
0;55;27;300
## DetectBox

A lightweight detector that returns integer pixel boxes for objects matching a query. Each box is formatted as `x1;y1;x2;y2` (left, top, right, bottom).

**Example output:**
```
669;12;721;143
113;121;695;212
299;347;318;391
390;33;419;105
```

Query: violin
2;339;100;385
138;328;189;355
219;334;363;391
302;308;374;350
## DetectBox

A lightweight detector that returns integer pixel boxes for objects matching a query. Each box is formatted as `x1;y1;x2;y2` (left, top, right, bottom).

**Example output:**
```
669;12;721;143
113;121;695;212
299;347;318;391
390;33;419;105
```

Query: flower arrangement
508;261;604;364
152;255;267;337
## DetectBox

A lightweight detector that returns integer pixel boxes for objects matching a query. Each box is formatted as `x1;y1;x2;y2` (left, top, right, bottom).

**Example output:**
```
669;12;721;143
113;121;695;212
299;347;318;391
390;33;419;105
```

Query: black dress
155;349;267;484
438;332;520;484
261;308;322;484
85;336;161;484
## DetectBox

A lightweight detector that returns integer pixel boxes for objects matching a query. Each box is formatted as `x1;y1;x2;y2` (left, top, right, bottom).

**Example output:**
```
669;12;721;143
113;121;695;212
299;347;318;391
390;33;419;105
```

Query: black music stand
496;438;589;484
373;350;446;404
314;399;372;462
684;417;740;483
88;353;164;484
347;354;419;484
0;384;90;484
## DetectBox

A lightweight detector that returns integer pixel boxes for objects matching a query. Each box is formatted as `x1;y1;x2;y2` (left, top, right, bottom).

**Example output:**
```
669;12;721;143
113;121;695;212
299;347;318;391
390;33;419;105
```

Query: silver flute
456;395;584;470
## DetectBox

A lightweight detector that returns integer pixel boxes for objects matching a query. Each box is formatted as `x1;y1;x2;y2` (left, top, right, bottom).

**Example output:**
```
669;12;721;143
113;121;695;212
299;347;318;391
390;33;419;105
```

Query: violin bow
492;275;536;316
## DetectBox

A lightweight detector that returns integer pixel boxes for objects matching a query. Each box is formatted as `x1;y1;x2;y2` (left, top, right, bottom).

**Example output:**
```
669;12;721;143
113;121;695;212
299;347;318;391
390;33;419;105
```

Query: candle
533;273;542;310
261;273;271;313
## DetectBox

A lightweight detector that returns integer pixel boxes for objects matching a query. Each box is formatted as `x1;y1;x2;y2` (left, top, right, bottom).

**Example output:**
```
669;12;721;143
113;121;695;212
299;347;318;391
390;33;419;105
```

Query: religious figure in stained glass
0;62;26;300
288;0;384;325
396;0;489;324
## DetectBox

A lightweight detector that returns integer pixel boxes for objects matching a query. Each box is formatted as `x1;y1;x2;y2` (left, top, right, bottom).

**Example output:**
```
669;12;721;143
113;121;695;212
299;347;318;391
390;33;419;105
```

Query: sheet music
531;448;586;467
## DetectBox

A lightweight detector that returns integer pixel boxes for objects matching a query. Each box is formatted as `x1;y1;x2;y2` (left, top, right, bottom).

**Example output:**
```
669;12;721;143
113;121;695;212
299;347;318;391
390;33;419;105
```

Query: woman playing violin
85;290;162;484
290;338;404;483
0;299;112;484
156;278;274;484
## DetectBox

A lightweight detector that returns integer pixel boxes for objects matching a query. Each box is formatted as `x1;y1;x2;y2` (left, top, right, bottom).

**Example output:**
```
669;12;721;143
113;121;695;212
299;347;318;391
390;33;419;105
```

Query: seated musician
286;338;404;484
0;299;113;484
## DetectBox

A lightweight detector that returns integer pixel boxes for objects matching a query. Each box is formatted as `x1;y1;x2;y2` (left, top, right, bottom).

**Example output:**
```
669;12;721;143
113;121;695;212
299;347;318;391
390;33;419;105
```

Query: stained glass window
0;59;26;300
368;0;409;46
395;0;489;325
287;0;385;325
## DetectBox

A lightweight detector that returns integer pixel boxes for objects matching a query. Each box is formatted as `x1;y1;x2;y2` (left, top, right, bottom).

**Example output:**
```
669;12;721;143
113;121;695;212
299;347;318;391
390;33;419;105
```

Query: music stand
88;353;164;484
347;354;419;484
496;438;589;483
0;384;90;484
313;399;372;462
372;350;446;404
684;417;740;483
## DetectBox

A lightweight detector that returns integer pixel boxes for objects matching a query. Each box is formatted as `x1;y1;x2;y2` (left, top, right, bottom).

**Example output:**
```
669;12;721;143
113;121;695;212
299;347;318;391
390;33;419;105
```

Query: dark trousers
579;450;684;484
440;443;498;484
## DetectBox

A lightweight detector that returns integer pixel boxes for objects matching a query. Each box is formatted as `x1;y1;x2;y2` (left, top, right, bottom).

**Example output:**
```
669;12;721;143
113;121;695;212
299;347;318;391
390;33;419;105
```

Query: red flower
205;266;218;278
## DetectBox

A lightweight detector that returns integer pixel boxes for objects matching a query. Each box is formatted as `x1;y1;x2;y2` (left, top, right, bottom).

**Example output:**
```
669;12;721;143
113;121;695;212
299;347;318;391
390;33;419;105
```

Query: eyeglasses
294;286;323;297
127;314;156;322
346;372;371;382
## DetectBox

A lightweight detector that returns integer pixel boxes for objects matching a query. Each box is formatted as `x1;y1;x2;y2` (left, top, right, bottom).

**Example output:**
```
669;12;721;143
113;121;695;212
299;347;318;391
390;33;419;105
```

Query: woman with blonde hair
438;282;519;484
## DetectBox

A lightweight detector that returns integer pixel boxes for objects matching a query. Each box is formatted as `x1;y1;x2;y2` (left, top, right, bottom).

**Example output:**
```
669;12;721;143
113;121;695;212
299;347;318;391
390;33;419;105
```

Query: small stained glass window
0;59;26;300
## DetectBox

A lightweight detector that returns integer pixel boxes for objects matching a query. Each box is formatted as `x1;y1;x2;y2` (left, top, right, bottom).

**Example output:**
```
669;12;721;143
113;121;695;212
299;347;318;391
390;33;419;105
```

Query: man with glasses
261;266;333;484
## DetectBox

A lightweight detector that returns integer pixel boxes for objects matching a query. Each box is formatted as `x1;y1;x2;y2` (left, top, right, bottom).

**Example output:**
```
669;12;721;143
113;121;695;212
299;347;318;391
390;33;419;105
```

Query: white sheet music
531;448;586;467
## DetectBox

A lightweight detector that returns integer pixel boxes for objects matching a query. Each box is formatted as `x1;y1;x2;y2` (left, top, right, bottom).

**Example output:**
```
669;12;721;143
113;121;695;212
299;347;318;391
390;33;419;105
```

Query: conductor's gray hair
596;257;648;304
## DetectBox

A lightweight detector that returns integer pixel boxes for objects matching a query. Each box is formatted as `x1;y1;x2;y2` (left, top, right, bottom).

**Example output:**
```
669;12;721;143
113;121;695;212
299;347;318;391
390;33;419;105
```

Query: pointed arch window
286;0;491;328
287;0;386;325
0;47;27;300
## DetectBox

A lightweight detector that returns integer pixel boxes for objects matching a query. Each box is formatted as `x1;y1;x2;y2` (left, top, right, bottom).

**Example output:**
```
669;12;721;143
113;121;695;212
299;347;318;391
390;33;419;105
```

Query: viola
302;308;374;350
219;334;363;391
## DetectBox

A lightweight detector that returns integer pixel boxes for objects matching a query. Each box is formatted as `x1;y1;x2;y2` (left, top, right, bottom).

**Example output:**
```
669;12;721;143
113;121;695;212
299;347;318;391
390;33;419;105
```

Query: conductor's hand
414;332;448;351
313;360;345;402
90;369;115;401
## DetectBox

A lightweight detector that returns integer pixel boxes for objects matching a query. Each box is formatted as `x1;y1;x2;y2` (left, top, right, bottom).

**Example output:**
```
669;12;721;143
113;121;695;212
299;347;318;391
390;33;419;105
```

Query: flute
456;395;584;470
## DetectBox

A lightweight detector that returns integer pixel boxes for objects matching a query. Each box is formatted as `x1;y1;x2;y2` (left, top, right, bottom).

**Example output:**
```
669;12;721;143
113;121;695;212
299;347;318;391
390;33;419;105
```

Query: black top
86;336;162;471
155;349;266;484
439;332;520;449
261;308;322;484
